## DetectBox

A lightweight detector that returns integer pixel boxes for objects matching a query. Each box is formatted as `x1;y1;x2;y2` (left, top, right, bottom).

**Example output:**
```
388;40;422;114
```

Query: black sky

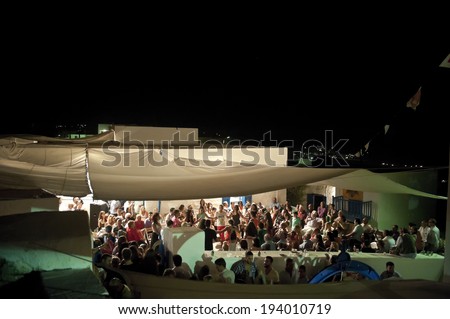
3;23;449;167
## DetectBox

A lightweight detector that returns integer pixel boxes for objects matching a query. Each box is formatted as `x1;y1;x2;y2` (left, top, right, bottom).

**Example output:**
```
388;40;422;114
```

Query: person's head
285;258;294;272
100;253;112;267
244;250;253;264
298;265;306;277
198;265;210;280
152;212;160;223
214;257;227;272
93;238;102;248
428;218;437;227
172;254;182;267
263;256;273;268
240;239;248;250
109;277;125;292
252;238;261;248
111;256;121;268
121;247;132;261
386;261;395;273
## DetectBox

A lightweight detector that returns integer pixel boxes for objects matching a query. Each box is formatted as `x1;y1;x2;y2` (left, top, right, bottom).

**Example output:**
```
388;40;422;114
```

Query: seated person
379;261;401;280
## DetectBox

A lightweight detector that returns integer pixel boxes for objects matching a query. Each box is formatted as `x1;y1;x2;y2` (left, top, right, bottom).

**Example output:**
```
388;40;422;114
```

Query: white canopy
312;169;446;200
0;130;446;200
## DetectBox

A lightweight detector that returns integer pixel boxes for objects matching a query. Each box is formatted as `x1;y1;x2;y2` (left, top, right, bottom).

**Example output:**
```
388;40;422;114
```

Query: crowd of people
89;197;443;297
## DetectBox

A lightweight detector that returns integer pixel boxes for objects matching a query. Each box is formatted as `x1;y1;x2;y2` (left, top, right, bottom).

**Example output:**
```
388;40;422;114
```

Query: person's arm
217;226;228;234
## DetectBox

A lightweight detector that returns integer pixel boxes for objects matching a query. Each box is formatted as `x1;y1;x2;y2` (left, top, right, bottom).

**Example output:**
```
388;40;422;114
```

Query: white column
444;148;450;283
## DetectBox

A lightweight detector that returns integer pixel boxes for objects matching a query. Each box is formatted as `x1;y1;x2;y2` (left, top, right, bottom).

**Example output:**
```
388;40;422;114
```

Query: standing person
203;220;217;251
418;219;430;248
270;197;281;210
379;261;401;280
426;218;440;253
150;213;162;247
215;205;227;242
317;201;327;219
217;219;240;251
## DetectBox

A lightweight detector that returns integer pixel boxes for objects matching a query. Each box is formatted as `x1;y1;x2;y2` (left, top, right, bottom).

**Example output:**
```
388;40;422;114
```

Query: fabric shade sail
0;130;446;201
87;148;353;200
0;144;90;196
312;169;447;200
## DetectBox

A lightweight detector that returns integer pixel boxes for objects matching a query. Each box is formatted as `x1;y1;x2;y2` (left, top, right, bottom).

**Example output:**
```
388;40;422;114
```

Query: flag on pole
439;53;450;68
406;87;422;111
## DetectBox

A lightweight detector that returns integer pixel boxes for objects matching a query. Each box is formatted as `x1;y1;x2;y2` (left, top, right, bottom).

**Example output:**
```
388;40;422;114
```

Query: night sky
3;24;449;167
